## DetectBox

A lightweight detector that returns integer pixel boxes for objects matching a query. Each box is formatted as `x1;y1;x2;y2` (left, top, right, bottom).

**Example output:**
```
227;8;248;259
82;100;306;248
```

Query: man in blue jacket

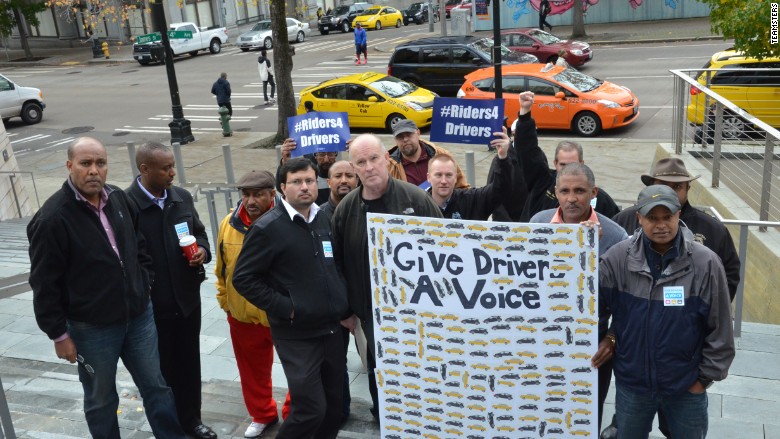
599;185;735;439
354;23;367;64
211;72;232;116
28;137;187;439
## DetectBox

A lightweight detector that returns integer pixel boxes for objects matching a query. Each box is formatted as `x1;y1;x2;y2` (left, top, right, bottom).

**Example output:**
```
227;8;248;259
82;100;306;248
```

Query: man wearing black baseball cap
599;184;735;439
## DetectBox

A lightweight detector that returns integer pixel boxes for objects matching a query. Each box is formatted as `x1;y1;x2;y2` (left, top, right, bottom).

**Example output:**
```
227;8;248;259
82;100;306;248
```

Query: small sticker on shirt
590;198;597;209
663;286;685;306
322;240;333;258
174;222;190;239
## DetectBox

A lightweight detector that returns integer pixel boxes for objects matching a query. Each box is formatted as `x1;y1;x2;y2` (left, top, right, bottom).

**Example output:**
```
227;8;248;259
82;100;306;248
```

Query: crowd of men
27;90;738;439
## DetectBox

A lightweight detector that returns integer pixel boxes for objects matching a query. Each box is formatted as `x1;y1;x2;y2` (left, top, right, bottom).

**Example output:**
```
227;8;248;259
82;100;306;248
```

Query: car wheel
240;48;249;52
296;31;305;43
264;37;273;49
376;21;382;30
396;19;401;28
572;111;601;136
386;113;406;132
21;102;43;124
321;29;329;35
721;112;748;139
209;39;221;54
341;21;350;32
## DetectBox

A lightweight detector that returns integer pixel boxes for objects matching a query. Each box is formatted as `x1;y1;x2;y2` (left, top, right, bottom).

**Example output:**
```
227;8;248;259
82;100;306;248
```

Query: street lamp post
491;0;502;100
150;0;194;145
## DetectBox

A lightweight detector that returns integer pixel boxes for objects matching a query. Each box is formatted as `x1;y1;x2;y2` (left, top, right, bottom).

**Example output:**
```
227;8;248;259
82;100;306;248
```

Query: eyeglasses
315;152;338;158
286;178;317;187
77;354;95;376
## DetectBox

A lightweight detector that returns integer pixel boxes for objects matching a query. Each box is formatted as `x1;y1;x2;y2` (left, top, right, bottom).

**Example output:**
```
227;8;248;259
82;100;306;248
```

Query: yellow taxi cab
686;50;780;136
297;72;435;133
352;6;404;30
458;63;639;136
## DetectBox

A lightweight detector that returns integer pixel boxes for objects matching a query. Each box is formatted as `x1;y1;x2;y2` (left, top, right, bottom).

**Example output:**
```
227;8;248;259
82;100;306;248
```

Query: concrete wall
0;123;33;221
474;0;711;31
653;144;780;326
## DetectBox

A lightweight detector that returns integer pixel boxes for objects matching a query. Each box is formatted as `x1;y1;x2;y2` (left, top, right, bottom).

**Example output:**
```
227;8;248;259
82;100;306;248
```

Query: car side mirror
555;91;565;99
532;44;540;49
368;95;378;102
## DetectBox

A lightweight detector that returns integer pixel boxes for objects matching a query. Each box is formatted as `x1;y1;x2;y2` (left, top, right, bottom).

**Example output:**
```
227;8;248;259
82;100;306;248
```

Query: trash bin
451;8;470;36
91;37;103;58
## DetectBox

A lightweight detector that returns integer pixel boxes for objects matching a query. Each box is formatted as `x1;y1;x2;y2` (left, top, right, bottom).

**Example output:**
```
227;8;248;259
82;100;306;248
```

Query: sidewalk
0;16;722;67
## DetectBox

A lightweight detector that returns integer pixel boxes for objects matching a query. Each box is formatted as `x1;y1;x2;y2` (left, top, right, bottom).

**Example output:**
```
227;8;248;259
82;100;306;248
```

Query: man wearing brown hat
599;185;734;439
611;157;740;301
214;170;287;438
388;119;469;189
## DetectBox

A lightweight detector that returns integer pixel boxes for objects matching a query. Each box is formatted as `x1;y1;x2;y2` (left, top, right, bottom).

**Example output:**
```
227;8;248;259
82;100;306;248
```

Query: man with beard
388;119;468;189
320;160;358;219
126;142;215;439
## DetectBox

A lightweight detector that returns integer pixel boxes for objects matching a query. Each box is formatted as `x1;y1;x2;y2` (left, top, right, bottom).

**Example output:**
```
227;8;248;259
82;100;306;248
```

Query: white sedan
237;18;311;51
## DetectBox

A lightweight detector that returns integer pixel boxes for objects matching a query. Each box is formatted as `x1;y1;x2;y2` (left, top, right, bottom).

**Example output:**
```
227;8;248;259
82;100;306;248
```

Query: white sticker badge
663;286;685;306
322;240;333;258
174;222;190;239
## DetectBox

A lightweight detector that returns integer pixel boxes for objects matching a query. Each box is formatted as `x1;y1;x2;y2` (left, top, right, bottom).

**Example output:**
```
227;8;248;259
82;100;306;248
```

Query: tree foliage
48;0;140;34
699;0;779;60
0;0;48;59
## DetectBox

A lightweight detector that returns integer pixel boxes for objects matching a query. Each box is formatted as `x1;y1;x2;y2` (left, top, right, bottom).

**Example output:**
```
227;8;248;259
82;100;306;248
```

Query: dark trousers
263;75;276;102
274;331;345;439
539;14;552;30
155;307;203;432
218;101;232;116
360;318;380;421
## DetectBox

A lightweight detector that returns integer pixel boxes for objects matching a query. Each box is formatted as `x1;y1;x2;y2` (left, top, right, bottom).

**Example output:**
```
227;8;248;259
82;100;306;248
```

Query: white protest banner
368;214;599;439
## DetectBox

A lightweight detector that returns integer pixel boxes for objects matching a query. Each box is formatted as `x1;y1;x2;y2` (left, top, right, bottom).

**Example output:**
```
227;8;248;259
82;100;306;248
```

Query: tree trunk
571;0;586;39
270;1;295;143
12;7;33;60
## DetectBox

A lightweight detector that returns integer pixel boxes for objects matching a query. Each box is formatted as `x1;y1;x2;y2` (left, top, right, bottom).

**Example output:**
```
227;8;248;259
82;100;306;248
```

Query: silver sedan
237;18;311;51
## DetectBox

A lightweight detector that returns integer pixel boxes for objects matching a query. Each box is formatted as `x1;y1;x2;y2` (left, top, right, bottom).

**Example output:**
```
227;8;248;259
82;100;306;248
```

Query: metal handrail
0;171;41;218
706;206;780;338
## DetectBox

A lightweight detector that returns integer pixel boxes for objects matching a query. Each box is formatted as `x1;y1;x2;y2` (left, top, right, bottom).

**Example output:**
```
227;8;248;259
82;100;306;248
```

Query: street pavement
4;15;780;439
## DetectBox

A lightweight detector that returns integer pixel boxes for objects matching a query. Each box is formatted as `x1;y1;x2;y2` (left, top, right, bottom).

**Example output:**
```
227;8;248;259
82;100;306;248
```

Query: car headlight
570;49;583;56
597;99;620;108
407;102;423;111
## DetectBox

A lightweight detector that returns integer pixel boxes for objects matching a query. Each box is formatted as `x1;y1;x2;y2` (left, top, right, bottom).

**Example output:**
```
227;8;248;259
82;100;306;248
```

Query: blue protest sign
287;112;350;157
429;97;504;145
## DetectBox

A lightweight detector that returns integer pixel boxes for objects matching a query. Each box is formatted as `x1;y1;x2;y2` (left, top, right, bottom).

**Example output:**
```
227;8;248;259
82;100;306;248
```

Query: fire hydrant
101;41;110;59
218;106;232;137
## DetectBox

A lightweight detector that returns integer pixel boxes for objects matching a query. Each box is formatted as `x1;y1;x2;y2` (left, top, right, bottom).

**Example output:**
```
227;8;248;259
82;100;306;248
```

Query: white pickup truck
133;22;229;65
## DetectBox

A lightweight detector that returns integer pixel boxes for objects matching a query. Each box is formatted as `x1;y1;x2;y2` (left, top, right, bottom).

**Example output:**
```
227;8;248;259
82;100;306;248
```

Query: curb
587;35;726;45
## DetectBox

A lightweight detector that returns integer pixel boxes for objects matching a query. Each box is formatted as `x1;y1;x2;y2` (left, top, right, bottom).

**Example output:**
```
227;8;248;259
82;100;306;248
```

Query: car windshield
446;0;460;5
251;21;271;31
527;29;561;45
409;3;422;11
370;75;417;97
469;38;513;59
333;5;350;14
360;7;381;15
553;67;603;92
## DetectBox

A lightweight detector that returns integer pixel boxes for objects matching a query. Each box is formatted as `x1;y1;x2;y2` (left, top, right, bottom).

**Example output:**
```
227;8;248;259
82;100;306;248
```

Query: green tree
0;0;48;60
699;0;778;60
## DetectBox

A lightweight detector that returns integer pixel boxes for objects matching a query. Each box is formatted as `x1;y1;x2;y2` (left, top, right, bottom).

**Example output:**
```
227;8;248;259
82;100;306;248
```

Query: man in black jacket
427;131;512;220
211;72;232;116
513;91;620;221
332;134;442;420
233;157;349;439
126;142;215;439
28;137;187;439
319;160;358;220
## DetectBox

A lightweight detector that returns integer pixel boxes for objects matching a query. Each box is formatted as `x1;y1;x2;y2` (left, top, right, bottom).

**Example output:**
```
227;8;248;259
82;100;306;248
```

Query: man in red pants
215;170;290;438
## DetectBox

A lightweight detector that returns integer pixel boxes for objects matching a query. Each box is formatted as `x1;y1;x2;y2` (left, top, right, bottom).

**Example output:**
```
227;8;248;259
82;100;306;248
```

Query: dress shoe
600;423;617;439
189;423;217;439
244;418;278;438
